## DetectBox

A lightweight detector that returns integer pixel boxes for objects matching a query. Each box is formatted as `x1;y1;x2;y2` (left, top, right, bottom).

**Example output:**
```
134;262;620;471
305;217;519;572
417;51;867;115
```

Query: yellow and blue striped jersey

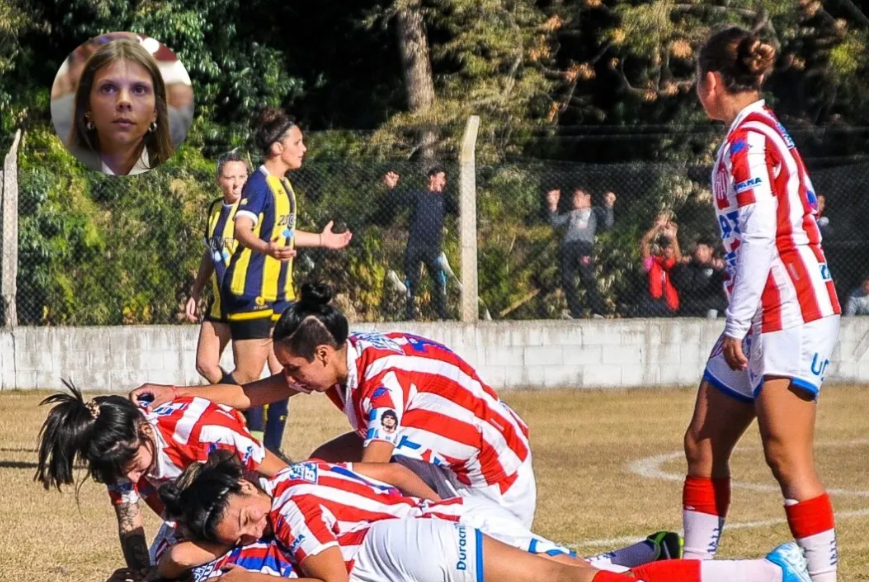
224;165;297;303
206;197;239;307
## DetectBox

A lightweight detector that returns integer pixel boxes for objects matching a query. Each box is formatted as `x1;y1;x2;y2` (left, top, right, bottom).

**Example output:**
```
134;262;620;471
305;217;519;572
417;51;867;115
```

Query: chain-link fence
6;137;869;325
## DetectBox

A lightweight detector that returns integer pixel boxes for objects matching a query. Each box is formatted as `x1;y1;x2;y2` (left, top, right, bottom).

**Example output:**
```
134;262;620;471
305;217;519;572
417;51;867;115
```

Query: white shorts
459;496;573;558
704;315;839;402
351;519;483;582
450;453;537;529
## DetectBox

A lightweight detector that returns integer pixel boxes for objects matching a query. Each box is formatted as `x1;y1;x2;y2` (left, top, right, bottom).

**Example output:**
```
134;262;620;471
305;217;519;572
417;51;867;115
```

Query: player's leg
753;316;839;582
630;542;811;581
682;336;756;560
194;319;227;384
560;242;583;318
226;317;272;441
422;246;448;319
308;431;364;462
263;303;292;456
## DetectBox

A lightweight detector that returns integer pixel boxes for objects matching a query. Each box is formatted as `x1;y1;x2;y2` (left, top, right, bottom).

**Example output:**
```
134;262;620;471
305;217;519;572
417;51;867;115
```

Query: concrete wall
2;318;869;392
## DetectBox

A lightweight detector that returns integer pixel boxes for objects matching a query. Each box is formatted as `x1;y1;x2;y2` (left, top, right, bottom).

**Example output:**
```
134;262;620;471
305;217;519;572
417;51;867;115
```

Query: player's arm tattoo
115;501;151;574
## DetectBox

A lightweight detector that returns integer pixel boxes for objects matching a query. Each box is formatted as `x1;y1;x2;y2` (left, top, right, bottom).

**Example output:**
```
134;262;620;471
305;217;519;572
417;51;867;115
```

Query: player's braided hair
35;379;149;492
698;27;776;93
273;282;349;361
159;450;246;543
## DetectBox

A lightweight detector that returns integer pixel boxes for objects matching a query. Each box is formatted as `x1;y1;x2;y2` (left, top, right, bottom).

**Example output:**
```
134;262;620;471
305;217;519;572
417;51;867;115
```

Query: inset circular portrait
50;32;194;176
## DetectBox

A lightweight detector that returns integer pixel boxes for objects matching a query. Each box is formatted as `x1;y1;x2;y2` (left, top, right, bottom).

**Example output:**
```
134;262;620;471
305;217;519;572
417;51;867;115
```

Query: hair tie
86;400;101;419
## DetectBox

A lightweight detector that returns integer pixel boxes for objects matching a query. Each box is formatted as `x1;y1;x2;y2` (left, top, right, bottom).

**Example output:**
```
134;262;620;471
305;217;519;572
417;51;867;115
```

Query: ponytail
273;282;349;361
35;379;147;491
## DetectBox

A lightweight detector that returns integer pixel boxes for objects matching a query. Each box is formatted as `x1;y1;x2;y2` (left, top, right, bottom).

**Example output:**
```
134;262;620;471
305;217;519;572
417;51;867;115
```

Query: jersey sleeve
724;129;778;339
361;371;406;448
107;478;140;506
271;494;338;564
236;176;272;228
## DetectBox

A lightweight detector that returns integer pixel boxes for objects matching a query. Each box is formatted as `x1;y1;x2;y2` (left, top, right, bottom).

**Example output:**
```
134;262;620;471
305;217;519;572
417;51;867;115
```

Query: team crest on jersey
287;462;319;484
353;332;403;353
152;401;188;417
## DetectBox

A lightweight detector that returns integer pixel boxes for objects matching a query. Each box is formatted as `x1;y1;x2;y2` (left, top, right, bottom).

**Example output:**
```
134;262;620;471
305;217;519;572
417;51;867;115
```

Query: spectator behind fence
816;194;832;238
672;237;728;318
845;276;869;316
546;188;616;319
384;166;457;320
638;215;681;317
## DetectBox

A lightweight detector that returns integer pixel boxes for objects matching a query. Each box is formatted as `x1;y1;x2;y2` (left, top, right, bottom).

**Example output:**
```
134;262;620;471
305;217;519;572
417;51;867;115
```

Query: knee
683;427;708;470
195;358;220;383
762;439;810;484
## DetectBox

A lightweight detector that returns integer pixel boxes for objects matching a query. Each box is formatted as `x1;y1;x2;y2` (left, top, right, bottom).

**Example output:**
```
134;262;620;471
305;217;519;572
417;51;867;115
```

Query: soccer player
158;451;814;582
185;150;276;385
683;27;841;582
34;380;288;579
133;282;538;528
219;107;352;455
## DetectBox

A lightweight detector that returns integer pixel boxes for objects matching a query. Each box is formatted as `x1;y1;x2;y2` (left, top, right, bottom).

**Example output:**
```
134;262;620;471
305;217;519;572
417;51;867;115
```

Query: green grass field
1;386;868;581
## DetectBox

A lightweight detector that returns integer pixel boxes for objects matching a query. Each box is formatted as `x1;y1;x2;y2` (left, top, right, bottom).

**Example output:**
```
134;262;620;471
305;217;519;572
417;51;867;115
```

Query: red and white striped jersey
712;100;840;339
107;397;265;515
322;332;531;495
263;461;464;570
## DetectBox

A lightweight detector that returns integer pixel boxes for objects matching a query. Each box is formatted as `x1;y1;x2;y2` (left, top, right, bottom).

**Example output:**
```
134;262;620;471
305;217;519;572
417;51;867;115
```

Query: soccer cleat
765;542;812;582
646;531;684;560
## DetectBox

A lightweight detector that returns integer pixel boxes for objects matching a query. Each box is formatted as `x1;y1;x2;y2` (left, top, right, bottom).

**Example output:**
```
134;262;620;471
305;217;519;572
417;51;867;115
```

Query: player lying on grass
157;450;814;582
133;282;538;529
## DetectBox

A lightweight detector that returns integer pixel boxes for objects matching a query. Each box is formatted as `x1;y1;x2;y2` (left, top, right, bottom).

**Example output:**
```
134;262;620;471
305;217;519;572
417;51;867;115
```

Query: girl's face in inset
88;58;158;152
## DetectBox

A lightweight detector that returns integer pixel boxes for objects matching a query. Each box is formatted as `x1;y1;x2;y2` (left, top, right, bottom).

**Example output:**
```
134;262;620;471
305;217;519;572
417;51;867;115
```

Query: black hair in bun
273;282;349;361
254;107;296;156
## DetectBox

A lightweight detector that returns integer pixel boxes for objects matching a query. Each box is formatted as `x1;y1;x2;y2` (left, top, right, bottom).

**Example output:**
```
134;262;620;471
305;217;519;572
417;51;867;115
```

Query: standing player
185;150;282;388
219;107;352;456
34;380;288;579
134;282;537;528
683;27;841;582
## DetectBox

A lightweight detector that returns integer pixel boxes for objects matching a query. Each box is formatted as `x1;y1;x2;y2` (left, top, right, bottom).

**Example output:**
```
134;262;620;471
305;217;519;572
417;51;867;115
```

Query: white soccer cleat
765;542;812;582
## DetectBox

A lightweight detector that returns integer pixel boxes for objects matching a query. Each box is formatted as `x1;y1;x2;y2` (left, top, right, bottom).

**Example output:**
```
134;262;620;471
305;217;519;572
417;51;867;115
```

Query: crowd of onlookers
379;166;868;321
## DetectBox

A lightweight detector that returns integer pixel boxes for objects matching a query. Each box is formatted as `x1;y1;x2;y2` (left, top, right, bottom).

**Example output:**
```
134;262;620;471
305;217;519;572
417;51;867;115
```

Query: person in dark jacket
384;166;457;320
547;188;616;318
672;237;728;318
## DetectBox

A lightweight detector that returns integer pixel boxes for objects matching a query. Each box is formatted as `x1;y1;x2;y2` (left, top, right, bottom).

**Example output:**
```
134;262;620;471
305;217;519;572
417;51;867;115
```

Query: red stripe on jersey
402;409;481;448
761;272;783;331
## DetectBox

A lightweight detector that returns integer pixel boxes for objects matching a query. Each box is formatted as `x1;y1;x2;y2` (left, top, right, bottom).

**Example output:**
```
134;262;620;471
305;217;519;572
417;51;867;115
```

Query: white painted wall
2;318;868;392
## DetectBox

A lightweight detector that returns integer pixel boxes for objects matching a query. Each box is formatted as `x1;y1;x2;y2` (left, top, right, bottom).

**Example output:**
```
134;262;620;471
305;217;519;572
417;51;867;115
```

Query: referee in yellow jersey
220;107;352;455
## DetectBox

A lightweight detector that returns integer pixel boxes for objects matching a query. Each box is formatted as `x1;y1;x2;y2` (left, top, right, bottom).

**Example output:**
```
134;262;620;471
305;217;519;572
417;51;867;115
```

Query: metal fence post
459;116;480;323
2;129;22;328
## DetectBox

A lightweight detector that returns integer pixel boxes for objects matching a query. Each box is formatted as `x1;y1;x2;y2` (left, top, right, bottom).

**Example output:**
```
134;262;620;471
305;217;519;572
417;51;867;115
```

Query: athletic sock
592;572;637;582
586;539;659;569
632;560;782;582
682;476;730;560
264;398;289;452
785;494;838;582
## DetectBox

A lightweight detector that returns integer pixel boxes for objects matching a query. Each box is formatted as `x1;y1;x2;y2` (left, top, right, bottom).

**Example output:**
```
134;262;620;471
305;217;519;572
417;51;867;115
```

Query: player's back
714;102;840;330
344;332;531;490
